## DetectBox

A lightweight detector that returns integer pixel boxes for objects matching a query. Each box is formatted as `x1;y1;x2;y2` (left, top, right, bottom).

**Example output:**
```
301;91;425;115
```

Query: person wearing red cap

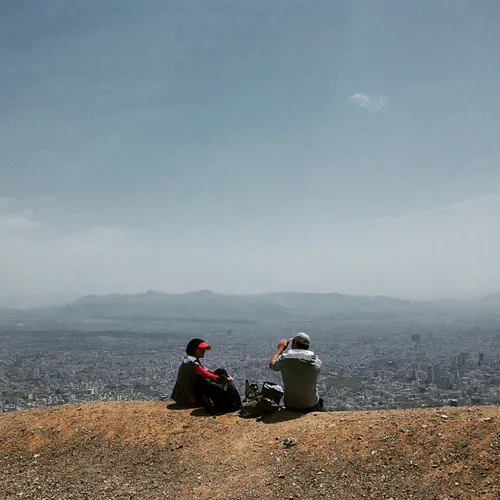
171;338;220;407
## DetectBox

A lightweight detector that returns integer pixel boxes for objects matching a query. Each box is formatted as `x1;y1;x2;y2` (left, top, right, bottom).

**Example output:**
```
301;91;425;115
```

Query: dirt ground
0;402;499;499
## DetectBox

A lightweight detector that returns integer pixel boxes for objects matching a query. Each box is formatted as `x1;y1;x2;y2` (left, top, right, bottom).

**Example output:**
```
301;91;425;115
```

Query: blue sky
1;0;500;302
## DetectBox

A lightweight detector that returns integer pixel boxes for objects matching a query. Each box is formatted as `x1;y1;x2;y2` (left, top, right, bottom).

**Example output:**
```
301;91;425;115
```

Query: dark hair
186;338;205;356
294;340;310;350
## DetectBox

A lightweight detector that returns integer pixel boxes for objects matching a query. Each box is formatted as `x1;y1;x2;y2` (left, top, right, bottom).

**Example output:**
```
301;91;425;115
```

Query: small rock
483;417;493;422
277;436;298;448
440;414;449;420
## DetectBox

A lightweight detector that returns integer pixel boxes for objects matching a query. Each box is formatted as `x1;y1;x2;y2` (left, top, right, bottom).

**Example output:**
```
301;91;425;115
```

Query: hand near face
277;339;288;351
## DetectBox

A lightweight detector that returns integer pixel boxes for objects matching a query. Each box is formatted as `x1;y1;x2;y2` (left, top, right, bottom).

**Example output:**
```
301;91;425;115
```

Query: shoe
201;395;216;415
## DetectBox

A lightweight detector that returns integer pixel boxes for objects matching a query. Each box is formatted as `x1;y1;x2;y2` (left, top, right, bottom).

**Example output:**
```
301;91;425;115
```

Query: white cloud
349;92;387;111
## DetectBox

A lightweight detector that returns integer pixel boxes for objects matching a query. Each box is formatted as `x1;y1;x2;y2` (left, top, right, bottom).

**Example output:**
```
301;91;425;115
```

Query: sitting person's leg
194;370;242;413
213;369;242;412
193;374;226;414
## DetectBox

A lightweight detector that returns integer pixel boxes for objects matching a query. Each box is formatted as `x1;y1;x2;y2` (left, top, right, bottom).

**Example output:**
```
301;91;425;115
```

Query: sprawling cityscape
2;309;500;413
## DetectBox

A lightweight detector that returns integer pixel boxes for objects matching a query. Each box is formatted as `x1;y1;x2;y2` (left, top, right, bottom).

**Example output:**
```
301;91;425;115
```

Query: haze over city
1;1;500;305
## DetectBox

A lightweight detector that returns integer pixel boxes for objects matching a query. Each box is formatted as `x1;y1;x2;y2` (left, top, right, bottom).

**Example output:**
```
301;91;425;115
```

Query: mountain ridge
1;290;498;328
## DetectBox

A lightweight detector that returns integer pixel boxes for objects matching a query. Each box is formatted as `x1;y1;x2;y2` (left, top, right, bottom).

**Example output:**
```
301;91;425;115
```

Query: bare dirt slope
0;402;499;499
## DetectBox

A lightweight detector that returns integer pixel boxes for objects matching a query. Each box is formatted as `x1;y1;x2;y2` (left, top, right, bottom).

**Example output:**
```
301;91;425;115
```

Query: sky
1;0;500;304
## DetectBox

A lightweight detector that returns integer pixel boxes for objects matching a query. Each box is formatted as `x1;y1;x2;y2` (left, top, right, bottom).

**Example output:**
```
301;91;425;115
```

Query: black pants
285;397;324;413
194;376;223;404
194;375;241;413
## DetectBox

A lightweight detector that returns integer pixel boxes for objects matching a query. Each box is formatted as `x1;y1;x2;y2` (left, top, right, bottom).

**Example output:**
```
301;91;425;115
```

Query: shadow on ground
258;409;309;424
190;408;219;418
166;403;189;411
167;403;234;418
167;402;323;423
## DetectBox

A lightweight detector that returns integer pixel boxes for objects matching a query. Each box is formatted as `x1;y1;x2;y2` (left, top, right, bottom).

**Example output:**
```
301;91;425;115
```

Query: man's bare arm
269;338;288;370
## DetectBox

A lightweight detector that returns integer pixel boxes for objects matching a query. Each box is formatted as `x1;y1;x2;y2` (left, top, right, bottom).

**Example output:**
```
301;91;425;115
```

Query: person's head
291;332;310;350
185;338;211;359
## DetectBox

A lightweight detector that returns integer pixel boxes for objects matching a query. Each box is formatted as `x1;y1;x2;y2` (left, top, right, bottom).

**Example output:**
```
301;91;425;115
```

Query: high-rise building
450;355;458;370
433;365;442;385
426;365;433;383
459;352;470;367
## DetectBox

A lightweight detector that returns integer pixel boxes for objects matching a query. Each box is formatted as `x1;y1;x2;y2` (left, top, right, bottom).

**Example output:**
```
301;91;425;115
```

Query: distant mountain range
480;292;500;304
0;289;498;328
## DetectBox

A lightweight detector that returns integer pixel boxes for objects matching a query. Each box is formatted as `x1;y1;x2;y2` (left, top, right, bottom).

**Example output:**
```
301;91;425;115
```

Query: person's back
171;354;198;405
269;333;322;411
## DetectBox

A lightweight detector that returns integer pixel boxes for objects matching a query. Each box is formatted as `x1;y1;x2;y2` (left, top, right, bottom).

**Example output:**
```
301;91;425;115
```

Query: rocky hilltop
0;403;499;499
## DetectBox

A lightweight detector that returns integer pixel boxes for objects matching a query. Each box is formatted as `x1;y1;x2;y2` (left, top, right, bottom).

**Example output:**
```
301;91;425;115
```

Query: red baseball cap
198;341;211;350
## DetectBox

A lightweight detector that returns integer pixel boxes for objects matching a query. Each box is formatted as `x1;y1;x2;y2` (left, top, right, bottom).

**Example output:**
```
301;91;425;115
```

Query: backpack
261;381;284;405
239;380;284;418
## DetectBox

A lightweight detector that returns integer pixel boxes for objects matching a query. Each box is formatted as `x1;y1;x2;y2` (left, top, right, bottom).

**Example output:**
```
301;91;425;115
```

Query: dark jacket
171;355;198;405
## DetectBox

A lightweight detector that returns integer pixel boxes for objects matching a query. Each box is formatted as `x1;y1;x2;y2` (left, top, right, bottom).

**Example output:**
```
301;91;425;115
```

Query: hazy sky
1;0;500;302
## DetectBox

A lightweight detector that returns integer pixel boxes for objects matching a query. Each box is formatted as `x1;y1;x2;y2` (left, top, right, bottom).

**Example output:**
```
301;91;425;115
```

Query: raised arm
269;338;288;371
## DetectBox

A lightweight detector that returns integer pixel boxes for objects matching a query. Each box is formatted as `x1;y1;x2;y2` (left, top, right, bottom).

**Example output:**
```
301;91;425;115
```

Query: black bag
206;369;242;413
239;380;283;418
261;382;284;405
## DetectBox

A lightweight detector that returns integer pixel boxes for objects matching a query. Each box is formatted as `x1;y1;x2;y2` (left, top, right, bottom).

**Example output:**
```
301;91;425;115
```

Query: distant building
458;352;470;367
450;355;458;370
